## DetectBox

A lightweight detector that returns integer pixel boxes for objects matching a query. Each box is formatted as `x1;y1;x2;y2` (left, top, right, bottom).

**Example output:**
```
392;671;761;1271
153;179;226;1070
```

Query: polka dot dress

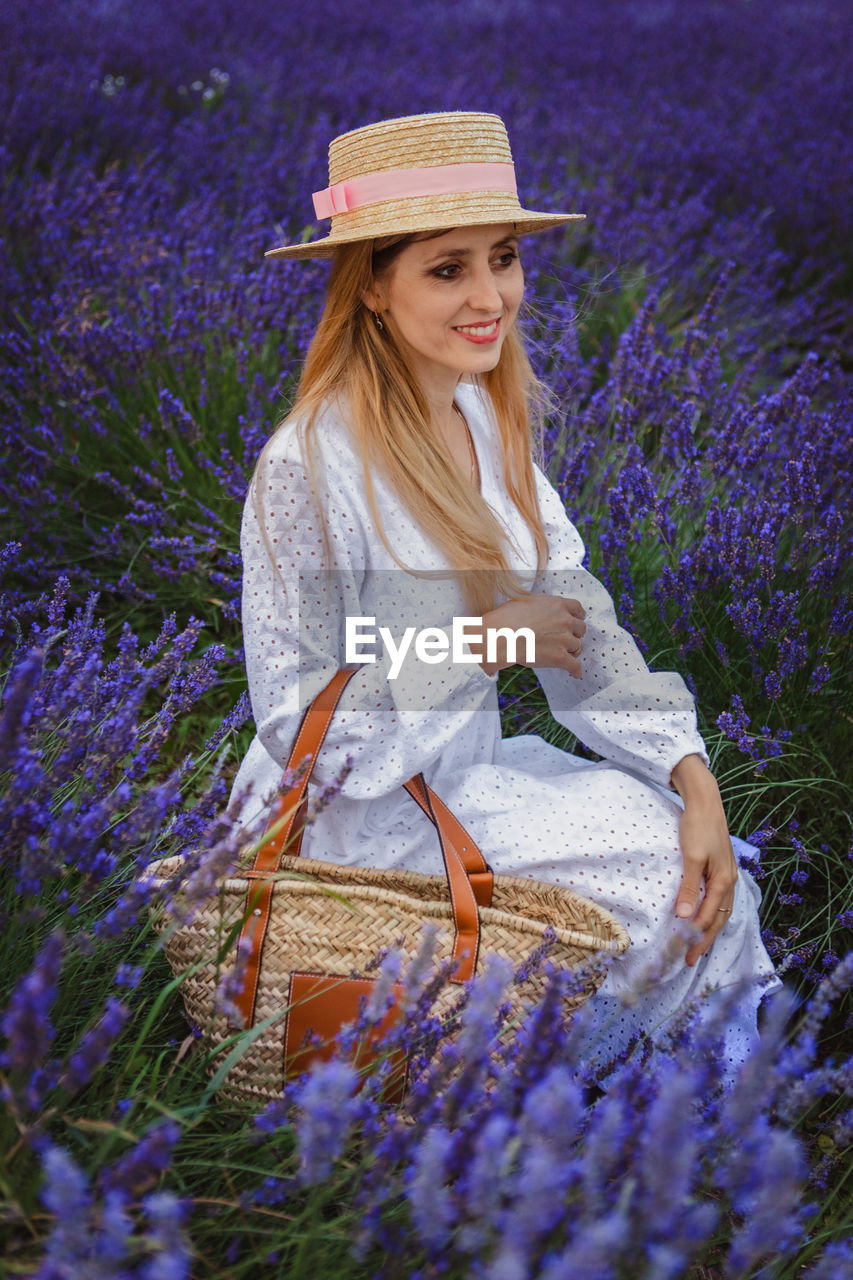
230;382;780;1073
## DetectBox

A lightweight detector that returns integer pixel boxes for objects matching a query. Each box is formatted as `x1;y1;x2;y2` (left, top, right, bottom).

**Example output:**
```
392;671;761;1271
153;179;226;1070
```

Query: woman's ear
360;284;382;312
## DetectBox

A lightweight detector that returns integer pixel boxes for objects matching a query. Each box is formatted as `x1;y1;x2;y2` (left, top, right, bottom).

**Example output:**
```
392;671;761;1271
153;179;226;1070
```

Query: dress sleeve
530;465;710;789
241;428;498;800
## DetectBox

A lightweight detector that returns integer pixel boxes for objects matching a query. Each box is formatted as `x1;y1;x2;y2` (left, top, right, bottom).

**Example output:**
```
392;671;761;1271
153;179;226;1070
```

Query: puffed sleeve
530;465;710;789
241;422;498;800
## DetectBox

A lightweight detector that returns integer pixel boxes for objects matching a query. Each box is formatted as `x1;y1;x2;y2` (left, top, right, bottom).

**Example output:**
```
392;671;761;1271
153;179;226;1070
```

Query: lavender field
1;0;852;1275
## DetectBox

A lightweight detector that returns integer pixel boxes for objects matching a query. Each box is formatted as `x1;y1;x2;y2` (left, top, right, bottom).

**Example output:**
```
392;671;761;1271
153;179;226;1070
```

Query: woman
230;111;778;1072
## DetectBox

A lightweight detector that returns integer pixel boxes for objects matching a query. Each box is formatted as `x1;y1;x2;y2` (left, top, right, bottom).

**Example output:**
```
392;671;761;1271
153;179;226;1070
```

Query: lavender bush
1;0;851;1273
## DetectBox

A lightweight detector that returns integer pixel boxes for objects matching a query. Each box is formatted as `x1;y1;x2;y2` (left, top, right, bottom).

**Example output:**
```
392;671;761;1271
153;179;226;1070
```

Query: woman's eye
433;263;461;280
494;250;519;268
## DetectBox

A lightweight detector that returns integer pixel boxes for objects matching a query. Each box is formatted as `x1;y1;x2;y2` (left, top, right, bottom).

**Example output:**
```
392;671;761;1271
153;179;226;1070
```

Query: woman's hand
671;754;738;967
477;593;587;677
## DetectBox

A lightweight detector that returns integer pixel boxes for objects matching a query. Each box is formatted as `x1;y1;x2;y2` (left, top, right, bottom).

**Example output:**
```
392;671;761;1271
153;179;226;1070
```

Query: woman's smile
453;318;502;343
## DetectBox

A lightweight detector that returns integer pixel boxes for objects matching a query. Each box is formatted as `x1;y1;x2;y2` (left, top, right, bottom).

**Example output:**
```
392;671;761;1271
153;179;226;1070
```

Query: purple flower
364;948;403;1023
203;690;252;752
61;997;130;1093
212;935;254;1029
724;1127;806;1271
292;1057;362;1185
540;1212;630;1280
113;964;143;989
140;1193;191;1280
634;1059;703;1239
804;1240;853;1280
1;929;63;1100
454;955;514;1065
103;1121;182;1199
455;1112;515;1253
0;646;43;762
35;1141;191;1277
406;1125;457;1251
35;1144;96;1278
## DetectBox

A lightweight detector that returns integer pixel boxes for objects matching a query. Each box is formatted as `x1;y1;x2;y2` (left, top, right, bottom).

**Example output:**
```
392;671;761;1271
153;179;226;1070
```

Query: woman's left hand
670;755;739;967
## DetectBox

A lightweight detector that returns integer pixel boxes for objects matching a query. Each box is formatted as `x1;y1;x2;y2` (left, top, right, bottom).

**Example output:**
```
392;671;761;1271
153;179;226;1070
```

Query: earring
372;311;384;332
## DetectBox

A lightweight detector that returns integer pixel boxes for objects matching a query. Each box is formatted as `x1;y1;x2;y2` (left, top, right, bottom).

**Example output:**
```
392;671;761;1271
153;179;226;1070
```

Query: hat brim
265;205;585;261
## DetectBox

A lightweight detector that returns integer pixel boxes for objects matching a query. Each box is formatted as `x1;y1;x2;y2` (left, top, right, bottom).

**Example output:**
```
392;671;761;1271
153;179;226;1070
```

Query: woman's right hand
477;594;587;677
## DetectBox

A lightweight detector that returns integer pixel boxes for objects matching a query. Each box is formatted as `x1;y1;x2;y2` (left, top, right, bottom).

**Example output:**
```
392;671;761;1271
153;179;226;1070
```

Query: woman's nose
466;265;503;312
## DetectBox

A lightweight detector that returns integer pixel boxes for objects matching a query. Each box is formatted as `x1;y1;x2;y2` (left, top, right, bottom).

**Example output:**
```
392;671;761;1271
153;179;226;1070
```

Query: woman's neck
421;374;462;428
418;377;478;487
416;369;461;441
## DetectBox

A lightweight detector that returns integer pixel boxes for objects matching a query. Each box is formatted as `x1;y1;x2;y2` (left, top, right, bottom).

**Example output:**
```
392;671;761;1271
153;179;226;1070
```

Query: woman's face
365;223;524;399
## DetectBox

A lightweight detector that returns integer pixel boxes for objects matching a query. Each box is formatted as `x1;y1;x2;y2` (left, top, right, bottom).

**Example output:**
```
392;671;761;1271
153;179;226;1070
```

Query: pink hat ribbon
312;161;517;221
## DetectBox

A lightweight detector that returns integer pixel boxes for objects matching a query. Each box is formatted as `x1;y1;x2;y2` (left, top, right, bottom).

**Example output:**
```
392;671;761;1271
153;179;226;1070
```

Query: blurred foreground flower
36;1144;191;1280
276;941;853;1279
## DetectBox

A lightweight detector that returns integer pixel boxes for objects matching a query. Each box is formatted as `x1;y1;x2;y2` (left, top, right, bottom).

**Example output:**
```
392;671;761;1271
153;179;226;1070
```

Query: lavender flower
364;948;403;1023
60;997;130;1093
485;1067;585;1270
541;1213;631;1280
292;1057;362;1185
453;955;514;1065
140;1193;191;1280
405;1125;457;1251
104;1122;182;1200
35;1145;96;1279
724;1127;806;1272
212;935;253;1029
1;929;63;1076
804;1240;853;1280
634;1059;703;1240
455;1112;515;1254
36;1143;191;1279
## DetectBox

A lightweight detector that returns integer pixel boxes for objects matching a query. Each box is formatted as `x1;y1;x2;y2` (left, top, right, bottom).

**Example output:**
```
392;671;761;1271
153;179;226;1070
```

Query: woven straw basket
149;672;629;1105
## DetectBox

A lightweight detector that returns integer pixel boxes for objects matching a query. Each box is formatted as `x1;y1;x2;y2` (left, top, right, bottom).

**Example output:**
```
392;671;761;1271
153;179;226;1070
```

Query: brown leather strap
413;778;480;984
403;776;493;909
234;880;275;1029
233;670;357;1027
252;668;356;873
233;669;490;1025
258;672;493;908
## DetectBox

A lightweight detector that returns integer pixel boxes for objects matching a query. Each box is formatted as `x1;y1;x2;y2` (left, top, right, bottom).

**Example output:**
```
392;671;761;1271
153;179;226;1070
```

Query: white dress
230;381;779;1073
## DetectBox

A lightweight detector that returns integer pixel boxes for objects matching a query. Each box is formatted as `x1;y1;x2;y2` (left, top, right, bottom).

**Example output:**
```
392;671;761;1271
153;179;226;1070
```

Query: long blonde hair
253;234;550;615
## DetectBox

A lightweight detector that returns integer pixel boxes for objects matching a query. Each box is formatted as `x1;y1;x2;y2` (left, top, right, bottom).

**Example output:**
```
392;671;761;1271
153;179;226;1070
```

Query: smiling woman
229;111;779;1080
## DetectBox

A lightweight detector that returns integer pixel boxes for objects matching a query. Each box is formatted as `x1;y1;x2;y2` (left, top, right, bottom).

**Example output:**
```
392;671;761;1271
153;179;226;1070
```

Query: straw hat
265;111;584;260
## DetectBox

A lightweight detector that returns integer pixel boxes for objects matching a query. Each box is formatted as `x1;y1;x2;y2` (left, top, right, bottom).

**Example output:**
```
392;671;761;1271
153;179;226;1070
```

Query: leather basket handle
402;775;493;909
250;668;356;875
249;671;493;904
233;670;492;1027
